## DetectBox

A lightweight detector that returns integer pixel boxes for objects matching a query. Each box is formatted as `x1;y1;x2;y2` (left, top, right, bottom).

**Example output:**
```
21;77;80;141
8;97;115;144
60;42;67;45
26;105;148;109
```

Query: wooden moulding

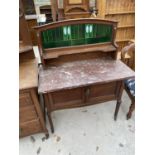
43;43;117;59
34;18;118;31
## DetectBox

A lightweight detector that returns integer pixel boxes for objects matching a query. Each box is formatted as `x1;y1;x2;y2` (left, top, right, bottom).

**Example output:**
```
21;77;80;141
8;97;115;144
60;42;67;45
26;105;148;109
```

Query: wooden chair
121;41;135;119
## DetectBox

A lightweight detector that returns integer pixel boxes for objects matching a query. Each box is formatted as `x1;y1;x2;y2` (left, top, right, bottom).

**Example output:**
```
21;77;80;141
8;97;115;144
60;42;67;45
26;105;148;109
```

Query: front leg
114;100;122;120
127;100;135;120
47;111;54;133
44;94;55;133
114;81;124;120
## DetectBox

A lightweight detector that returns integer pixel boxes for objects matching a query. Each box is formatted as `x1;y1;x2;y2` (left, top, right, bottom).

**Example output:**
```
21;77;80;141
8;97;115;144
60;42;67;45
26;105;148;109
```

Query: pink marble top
38;59;135;93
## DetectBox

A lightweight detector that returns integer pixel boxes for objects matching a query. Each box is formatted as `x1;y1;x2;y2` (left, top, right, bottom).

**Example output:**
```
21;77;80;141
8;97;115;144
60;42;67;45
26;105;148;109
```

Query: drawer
19;90;33;107
87;82;117;102
19;119;42;137
51;87;84;108
20;105;38;123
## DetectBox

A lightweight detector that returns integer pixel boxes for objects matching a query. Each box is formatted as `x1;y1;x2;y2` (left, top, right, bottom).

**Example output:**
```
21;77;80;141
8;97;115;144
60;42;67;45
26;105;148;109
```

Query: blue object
124;79;135;96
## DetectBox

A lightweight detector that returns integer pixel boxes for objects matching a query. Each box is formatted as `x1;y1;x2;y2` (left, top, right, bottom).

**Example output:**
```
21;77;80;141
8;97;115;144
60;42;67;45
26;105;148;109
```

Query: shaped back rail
34;18;118;66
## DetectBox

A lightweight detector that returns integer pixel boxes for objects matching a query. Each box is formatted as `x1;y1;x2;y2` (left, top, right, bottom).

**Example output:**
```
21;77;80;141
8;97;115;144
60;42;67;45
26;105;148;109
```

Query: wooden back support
34;18;118;66
121;41;135;71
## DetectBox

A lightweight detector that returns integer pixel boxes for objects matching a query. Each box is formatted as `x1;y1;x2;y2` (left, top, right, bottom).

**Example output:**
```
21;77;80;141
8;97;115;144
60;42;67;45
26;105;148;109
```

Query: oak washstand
34;19;135;133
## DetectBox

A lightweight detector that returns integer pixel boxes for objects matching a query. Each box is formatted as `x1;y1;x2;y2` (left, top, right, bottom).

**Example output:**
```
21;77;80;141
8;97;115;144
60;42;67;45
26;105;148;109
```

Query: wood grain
19;59;38;90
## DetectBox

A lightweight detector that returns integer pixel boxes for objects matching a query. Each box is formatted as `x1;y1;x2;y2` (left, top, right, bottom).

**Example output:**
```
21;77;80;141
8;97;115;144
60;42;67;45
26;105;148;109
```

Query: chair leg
127;101;135;120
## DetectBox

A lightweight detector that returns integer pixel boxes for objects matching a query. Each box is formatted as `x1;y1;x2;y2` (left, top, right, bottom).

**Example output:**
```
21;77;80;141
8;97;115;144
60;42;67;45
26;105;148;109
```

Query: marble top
38;59;135;93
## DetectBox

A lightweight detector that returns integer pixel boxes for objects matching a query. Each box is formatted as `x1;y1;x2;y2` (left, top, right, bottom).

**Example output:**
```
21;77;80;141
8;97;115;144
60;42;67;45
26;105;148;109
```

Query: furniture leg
114;100;122;120
114;81;124;120
45;132;49;139
127;101;135;120
47;112;54;133
42;94;47;123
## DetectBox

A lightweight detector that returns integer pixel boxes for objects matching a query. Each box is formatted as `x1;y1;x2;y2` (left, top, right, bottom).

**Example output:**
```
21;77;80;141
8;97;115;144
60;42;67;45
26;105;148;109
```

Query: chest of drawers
19;59;48;138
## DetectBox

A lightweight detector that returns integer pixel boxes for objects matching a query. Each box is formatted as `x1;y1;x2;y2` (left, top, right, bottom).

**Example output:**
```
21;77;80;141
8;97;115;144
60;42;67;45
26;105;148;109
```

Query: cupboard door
87;82;117;103
19;119;42;137
19;90;33;107
19;105;38;123
50;87;84;108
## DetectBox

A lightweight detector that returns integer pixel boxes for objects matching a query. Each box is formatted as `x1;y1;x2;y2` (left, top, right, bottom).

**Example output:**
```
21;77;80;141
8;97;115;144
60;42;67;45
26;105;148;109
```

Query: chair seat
124;78;135;96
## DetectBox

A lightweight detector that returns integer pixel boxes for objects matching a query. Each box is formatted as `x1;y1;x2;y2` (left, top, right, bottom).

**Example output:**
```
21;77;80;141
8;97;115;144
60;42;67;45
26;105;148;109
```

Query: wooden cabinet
39;59;134;133
20;119;43;137
35;19;135;133
45;81;120;111
19;59;48;138
19;89;47;137
19;0;48;138
19;90;33;107
87;82;117;103
19;104;38;122
52;88;84;108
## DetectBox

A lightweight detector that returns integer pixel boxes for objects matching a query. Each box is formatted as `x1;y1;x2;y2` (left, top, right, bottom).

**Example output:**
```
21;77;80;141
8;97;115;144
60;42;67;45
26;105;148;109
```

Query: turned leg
127;101;135;120
42;95;47;123
43;94;55;133
114;81;124;121
47;112;54;133
114;100;122;121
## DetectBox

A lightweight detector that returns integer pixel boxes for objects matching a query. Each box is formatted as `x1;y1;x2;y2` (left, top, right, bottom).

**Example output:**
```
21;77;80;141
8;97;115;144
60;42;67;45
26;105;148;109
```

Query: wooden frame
38;59;134;133
35;19;134;133
34;18;118;66
19;88;49;138
43;81;124;133
19;59;49;138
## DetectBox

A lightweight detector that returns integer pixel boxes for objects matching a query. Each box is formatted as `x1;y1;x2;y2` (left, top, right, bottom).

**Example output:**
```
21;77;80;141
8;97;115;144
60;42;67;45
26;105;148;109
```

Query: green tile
41;23;113;49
